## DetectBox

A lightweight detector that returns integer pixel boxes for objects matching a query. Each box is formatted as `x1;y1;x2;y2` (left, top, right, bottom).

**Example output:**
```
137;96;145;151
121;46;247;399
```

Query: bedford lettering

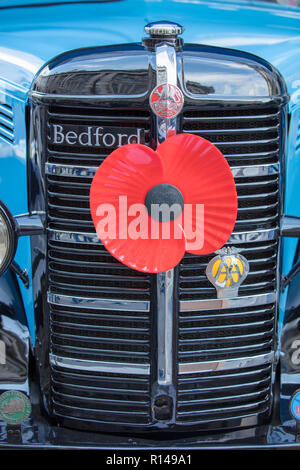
51;124;144;148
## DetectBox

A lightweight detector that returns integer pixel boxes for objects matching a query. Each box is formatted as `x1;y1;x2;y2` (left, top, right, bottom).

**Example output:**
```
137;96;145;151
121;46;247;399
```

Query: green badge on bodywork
0;391;31;425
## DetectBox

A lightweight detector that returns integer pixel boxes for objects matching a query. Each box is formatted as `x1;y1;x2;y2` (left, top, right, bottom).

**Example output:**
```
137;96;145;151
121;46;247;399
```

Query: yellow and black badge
206;247;249;299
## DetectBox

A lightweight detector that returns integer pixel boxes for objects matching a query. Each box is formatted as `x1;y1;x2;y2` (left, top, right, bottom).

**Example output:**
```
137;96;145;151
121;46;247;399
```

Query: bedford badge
150;83;184;118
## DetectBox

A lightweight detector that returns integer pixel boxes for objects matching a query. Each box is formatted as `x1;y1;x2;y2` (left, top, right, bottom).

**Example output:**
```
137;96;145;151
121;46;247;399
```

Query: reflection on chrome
50;354;150;375
180;292;276;312
47;292;150;312
179;352;275;374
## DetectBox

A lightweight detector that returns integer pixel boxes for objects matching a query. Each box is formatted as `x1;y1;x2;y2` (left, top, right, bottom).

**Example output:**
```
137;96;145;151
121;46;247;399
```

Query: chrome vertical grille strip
154;40;180;388
157;270;174;385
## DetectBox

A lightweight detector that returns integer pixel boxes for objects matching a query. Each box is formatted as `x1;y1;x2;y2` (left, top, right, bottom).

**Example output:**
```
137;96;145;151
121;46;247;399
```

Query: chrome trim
47;227;278;245
181;95;288;104
47;111;149;122
180;292;276;312
183;112;280;121
30;91;148;101
47;292;150;312
155;43;179;145
157;270;174;385
179;352;274;375
194;125;279;134
227;228;278;244
152;30;180;389
48;228;101;244
231;164;279;178
145;21;184;37
50;354;150;375
46;162;279;180
45;162;97;178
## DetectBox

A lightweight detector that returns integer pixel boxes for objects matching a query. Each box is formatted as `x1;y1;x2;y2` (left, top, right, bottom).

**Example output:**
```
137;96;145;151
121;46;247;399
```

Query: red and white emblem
150;83;184;118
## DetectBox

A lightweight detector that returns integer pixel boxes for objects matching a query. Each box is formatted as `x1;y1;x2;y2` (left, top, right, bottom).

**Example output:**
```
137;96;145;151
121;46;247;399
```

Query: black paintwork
0;269;29;385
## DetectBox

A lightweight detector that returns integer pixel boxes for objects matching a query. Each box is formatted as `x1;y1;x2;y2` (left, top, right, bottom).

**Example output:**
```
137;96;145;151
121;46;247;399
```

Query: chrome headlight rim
0;201;17;276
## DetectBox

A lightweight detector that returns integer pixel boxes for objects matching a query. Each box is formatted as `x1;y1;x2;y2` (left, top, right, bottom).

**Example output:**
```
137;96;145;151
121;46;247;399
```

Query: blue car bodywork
0;0;300;448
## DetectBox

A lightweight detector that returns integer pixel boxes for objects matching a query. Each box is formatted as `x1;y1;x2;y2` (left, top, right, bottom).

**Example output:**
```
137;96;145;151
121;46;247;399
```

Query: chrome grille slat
53;389;150;408
183;112;280;121
179;378;270;395
52;379;149;397
51;320;149;334
177;397;270;417
185;125;279;134
179;340;273;362
52;400;151;424
180;319;274;333
51;330;150;346
179;330;273;344
180;304;274;323
178;387;270;406
51;343;150;361
46;162;279;178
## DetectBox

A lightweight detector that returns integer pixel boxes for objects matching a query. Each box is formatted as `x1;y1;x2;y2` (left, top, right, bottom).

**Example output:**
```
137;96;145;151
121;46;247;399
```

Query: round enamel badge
290;389;300;421
150;83;184;118
0;391;31;425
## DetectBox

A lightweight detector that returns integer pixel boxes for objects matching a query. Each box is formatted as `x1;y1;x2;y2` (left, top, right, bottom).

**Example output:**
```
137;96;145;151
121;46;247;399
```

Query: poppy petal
90;144;164;216
102;218;186;273
157;133;237;254
90;143;186;272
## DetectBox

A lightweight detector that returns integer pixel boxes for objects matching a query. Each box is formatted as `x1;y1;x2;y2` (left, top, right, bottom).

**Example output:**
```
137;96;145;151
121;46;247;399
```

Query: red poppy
90;133;237;273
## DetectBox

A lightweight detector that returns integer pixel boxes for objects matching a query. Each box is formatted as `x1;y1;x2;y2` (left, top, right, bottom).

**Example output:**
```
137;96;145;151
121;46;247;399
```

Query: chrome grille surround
28;42;288;433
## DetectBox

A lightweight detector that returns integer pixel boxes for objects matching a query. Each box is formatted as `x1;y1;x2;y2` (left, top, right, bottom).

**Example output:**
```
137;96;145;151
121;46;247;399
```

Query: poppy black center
145;183;184;222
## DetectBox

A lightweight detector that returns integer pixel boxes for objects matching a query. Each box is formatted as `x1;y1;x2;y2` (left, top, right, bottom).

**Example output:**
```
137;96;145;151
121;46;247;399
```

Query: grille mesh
50;301;151;363
51;366;151;426
179;303;275;362
177;364;272;425
45;102;280;429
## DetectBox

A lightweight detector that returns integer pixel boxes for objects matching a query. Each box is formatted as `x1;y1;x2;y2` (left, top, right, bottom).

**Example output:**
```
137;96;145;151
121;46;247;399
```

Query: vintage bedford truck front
0;0;300;449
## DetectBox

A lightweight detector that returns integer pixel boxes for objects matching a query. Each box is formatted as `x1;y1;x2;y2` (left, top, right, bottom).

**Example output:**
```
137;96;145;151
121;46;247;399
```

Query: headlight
0;202;17;275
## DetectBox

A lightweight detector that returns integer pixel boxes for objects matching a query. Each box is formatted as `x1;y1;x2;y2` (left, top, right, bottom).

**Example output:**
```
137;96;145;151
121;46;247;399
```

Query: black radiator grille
51;366;151;426
183;105;280;231
50;302;151;363
178;303;275;362
177;364;272;424
45;102;280;430
48;239;151;300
